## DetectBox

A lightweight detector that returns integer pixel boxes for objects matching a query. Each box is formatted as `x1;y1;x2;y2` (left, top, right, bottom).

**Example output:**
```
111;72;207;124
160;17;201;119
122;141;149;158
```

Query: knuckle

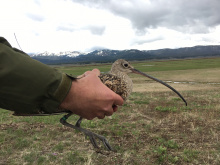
105;92;115;101
85;115;94;120
102;106;114;116
84;71;91;76
92;68;100;73
105;111;113;116
97;114;105;119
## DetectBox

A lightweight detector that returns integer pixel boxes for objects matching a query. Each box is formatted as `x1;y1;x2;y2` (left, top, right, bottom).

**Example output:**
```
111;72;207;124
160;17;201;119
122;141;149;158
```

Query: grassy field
0;57;220;164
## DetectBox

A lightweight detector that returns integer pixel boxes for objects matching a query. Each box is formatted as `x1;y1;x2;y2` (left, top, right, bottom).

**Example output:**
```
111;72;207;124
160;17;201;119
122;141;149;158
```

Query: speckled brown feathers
99;73;130;100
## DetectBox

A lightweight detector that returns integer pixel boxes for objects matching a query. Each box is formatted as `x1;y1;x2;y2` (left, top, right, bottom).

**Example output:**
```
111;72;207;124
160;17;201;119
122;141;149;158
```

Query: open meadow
0;58;220;164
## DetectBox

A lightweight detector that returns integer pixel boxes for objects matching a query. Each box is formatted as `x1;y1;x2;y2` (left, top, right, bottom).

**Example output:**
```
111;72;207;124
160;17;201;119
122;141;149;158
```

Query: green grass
57;57;220;76
155;106;178;112
183;149;200;162
132;58;220;72
0;57;220;164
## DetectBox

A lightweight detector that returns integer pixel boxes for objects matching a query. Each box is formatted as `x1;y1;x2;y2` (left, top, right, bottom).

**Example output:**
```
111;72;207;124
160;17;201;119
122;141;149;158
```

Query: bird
60;59;187;151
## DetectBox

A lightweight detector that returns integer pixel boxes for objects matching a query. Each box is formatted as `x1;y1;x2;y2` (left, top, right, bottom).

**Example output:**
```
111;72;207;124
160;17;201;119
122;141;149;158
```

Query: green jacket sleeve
0;37;73;115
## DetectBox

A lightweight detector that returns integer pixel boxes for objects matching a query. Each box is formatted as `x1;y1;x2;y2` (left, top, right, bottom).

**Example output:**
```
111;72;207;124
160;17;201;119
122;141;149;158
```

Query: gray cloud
201;36;219;43
26;13;45;22
84;25;105;35
57;24;76;32
33;0;41;6
57;24;105;35
71;0;220;34
132;36;164;45
87;45;108;52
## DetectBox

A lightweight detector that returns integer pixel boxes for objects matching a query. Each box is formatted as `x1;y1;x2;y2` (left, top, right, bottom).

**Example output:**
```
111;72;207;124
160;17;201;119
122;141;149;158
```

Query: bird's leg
75;116;83;127
60;113;113;151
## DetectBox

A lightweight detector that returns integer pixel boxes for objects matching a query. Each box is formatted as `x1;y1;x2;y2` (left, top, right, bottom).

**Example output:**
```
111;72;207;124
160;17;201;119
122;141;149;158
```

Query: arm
0;37;123;119
0;37;73;115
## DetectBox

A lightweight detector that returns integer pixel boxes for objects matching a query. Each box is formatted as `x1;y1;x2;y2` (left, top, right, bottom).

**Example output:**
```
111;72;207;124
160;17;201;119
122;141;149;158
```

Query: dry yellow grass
0;59;220;164
132;68;220;92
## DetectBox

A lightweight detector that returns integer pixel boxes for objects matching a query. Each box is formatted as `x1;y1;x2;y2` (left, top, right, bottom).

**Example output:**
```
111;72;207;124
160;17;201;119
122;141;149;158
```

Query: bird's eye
124;63;128;67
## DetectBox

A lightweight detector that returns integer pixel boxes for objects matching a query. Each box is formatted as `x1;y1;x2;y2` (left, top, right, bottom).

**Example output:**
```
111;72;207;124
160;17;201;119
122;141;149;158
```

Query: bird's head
110;59;134;74
111;59;187;106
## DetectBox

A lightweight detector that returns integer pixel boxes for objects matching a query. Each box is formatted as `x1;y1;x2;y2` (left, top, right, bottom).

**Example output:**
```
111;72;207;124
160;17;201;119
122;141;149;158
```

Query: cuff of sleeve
13;73;74;116
54;73;73;104
37;73;73;114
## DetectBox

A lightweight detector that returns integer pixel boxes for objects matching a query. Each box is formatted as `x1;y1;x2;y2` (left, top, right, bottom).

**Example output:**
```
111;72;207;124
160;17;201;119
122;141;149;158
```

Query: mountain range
30;45;220;65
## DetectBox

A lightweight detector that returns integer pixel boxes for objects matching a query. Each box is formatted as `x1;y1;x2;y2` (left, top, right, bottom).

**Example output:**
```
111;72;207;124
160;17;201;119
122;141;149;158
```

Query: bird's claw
81;126;113;151
60;113;113;151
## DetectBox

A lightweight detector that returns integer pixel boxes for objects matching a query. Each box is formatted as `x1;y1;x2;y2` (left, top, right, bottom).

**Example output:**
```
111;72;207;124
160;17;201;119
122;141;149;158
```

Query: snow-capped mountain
30;45;220;65
90;49;119;56
32;51;86;57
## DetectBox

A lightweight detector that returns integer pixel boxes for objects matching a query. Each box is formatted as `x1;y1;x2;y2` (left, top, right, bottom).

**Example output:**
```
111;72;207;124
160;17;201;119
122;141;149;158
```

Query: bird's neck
109;70;130;80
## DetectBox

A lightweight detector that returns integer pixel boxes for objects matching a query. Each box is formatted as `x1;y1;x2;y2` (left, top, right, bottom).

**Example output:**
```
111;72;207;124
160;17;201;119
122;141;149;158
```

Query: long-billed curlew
60;59;187;151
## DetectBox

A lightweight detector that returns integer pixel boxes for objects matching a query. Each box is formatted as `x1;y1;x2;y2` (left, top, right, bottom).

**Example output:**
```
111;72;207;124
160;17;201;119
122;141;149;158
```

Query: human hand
60;69;124;120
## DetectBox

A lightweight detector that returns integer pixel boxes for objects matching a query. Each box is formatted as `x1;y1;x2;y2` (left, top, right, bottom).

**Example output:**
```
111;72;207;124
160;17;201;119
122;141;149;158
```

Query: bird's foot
79;125;113;151
60;113;113;151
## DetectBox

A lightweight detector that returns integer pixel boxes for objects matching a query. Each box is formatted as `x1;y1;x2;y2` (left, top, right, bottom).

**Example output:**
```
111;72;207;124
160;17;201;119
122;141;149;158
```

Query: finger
86;116;95;120
91;68;100;76
84;69;100;77
84;70;92;76
81;114;94;120
105;109;114;116
97;114;105;119
113;94;124;106
101;84;124;106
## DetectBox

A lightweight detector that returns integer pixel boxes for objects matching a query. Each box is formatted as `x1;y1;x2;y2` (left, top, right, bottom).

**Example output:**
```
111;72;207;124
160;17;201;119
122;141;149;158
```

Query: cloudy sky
1;0;220;53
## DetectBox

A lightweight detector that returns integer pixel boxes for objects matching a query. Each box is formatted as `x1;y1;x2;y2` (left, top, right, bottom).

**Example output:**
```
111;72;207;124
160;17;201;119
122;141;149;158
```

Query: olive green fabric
0;37;73;115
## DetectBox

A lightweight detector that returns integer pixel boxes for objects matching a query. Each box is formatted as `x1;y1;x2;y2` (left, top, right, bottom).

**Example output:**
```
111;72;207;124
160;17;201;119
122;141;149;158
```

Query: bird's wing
99;73;128;100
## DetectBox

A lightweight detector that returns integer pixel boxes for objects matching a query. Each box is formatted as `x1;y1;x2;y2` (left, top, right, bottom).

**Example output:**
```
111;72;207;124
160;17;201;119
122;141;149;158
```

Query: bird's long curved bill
131;68;187;106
